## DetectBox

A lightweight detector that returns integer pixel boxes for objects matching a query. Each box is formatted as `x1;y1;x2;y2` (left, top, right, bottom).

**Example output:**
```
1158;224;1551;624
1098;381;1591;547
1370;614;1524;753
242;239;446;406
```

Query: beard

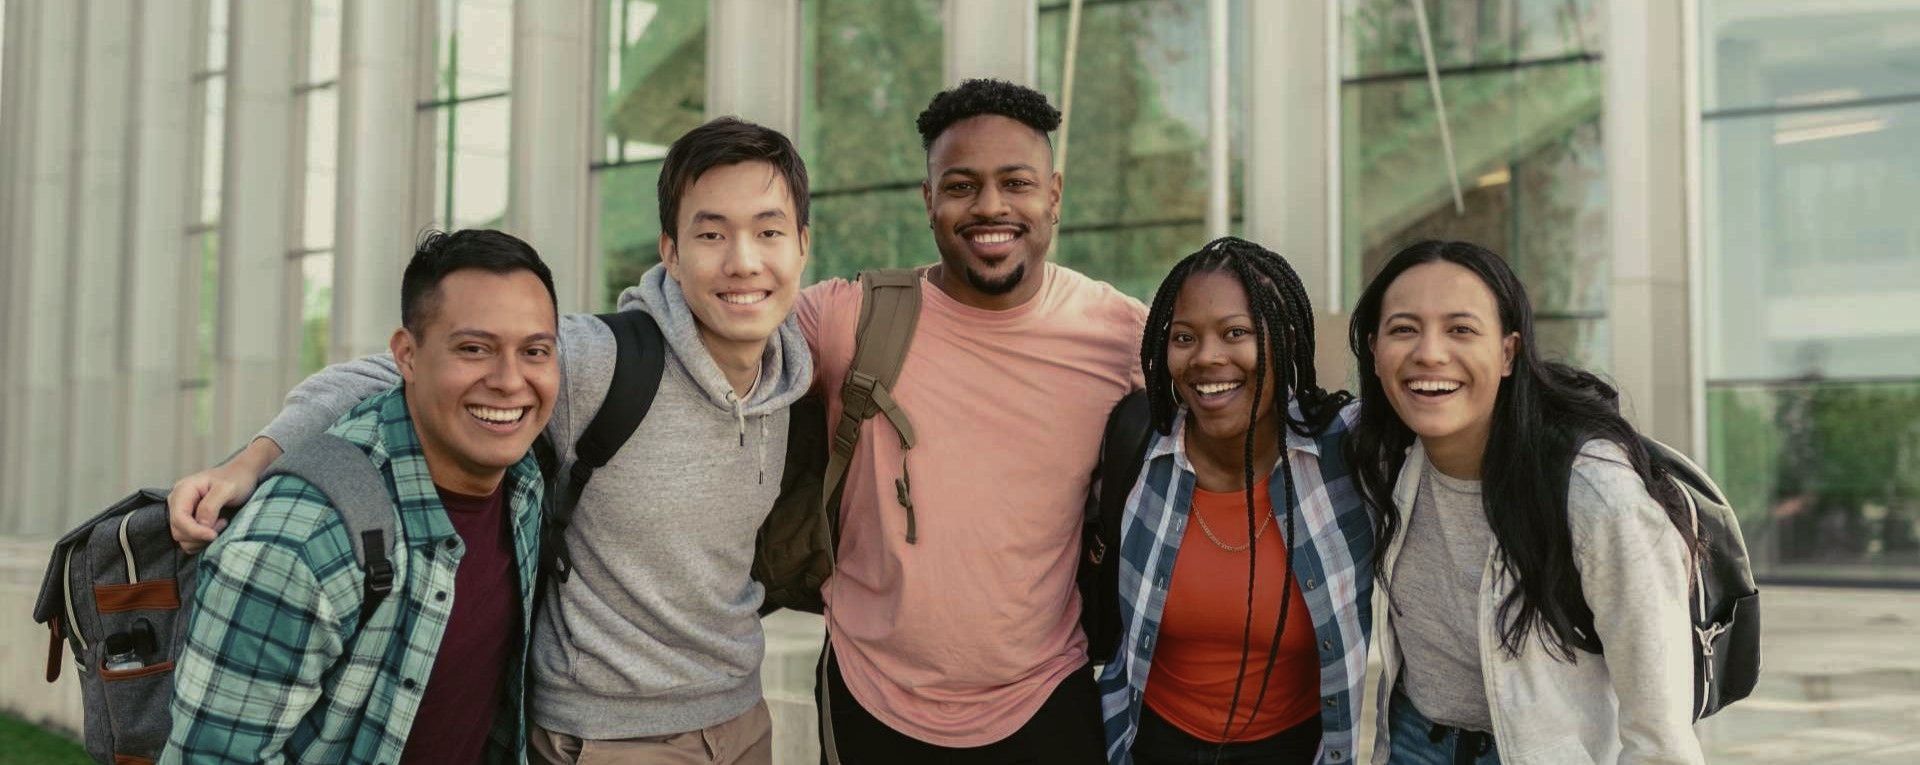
963;261;1028;296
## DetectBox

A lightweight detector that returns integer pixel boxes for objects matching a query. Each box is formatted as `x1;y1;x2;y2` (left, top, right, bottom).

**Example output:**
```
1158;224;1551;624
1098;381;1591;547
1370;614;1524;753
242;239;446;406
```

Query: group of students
155;78;1705;764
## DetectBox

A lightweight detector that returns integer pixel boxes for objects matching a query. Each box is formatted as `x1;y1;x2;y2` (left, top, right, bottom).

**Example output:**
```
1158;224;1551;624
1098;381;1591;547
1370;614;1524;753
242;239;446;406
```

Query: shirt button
1322;639;1334;652
1330;750;1344;761
1306;577;1319;590
1323;696;1337;708
435;591;447;602
444;539;458;550
402;679;417;690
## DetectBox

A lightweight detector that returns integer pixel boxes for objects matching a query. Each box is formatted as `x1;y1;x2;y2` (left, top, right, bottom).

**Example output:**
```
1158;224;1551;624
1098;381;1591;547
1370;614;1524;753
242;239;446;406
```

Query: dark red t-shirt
400;483;518;764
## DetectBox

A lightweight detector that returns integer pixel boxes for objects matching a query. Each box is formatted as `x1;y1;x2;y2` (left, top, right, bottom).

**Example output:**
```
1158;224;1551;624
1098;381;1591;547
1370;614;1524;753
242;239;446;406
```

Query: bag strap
1090;391;1153;572
261;434;396;627
540;309;667;584
822;269;923;540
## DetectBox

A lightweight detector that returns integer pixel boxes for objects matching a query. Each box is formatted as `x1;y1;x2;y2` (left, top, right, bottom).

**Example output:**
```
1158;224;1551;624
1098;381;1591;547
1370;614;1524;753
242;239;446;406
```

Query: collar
369;388;541;548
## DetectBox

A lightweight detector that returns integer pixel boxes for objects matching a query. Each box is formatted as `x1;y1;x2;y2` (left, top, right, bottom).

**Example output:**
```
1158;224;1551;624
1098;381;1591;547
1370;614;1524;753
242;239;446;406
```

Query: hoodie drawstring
726;390;770;485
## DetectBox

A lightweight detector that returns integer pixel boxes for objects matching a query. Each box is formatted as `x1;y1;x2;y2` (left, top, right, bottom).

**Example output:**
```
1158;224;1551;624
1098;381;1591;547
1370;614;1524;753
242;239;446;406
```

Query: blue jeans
1386;689;1501;765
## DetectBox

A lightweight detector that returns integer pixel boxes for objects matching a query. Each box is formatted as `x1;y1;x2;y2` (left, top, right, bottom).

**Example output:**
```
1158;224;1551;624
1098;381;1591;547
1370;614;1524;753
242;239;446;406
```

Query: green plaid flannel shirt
163;388;543;764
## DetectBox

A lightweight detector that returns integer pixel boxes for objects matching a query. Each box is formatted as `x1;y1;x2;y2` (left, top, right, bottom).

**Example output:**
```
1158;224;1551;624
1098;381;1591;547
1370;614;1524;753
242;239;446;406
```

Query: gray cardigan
1371;440;1705;764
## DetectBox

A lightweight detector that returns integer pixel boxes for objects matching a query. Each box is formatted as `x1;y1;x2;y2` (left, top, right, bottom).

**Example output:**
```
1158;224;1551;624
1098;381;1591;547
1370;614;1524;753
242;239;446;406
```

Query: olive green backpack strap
821;268;923;541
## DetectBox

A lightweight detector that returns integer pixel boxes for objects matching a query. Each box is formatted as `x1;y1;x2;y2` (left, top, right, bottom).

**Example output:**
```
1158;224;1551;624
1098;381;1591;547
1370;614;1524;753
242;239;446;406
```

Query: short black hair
916;78;1061;151
657;117;810;241
401;228;556;334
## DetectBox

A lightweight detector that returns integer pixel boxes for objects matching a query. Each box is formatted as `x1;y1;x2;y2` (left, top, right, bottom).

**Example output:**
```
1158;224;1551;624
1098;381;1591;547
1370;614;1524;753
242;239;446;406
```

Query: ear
1047;169;1064;221
921;179;935;223
797;224;811;261
390;327;418;385
1501;332;1519;377
658;233;680;278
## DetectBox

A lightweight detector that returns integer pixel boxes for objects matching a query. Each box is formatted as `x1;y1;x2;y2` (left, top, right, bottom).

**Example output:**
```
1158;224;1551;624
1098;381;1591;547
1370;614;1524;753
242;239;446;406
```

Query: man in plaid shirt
163;230;560;764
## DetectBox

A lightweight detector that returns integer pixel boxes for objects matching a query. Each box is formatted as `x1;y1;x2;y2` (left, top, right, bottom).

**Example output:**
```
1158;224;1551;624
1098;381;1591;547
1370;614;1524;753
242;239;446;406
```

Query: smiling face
1168;270;1282;447
1371;261;1517;470
923;115;1061;306
661;160;809;360
393;268;560;495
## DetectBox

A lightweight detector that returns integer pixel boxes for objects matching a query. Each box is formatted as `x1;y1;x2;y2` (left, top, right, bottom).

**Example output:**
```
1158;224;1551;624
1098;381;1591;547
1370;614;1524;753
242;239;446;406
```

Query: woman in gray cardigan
1343;241;1705;764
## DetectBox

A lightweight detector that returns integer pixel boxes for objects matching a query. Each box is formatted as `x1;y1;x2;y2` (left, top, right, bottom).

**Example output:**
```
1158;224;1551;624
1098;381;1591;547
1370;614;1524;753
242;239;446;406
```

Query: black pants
1130;705;1321;765
817;648;1106;765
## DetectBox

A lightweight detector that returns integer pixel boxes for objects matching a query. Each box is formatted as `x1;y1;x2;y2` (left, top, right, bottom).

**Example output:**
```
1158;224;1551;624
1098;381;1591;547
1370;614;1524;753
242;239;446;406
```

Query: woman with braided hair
1095;237;1376;765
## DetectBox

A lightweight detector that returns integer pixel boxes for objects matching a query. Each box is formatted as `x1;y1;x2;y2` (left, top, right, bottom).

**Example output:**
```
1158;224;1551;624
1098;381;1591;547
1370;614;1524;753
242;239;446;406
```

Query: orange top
1143;479;1321;743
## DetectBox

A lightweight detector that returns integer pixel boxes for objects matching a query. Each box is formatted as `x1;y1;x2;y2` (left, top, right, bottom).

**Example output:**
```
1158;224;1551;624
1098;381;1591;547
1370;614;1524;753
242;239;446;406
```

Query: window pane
201;75;225;224
1037;0;1239;300
303;86;338;251
309;0;342;84
1341;0;1602;78
1700;2;1920;114
433;96;511;229
802;0;942;281
437;0;514;100
602;0;707;162
1339;2;1608;368
1709;380;1920;581
599;161;663;309
300;253;334;375
1702;103;1920;383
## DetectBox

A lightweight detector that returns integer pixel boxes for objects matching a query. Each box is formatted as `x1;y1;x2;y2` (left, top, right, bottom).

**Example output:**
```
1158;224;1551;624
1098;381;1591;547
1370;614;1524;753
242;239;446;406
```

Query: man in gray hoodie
166;118;814;764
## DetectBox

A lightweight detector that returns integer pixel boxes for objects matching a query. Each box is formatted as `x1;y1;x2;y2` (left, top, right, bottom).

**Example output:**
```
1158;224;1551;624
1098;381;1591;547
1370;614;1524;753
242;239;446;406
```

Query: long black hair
1141;237;1351;742
1345;240;1698;660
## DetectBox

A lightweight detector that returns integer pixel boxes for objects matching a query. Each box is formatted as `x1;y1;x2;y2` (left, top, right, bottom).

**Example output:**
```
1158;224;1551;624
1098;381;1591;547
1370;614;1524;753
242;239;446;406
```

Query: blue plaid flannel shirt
1096;400;1374;764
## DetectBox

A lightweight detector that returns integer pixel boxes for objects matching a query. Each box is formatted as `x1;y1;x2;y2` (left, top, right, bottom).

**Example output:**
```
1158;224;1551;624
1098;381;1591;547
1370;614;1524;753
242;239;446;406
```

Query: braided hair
1140;237;1352;745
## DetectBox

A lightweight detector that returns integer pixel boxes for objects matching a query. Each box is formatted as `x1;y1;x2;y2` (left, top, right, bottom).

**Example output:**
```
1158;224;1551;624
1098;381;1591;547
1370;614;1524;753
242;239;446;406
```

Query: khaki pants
530;701;774;765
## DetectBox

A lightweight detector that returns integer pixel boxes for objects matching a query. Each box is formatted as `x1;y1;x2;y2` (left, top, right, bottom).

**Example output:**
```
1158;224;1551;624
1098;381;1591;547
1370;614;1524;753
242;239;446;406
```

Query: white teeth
1194;381;1243;395
467;405;526;424
970;231;1015;244
718;291;768;305
1408;379;1461;393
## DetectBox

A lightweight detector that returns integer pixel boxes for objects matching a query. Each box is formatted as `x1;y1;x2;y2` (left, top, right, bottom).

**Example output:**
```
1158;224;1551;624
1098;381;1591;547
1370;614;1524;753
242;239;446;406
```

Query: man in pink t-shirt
798;79;1146;763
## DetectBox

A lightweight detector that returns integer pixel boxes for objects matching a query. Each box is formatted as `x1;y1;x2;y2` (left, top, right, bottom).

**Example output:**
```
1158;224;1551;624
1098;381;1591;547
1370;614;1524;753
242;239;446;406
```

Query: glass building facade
2;0;1916;577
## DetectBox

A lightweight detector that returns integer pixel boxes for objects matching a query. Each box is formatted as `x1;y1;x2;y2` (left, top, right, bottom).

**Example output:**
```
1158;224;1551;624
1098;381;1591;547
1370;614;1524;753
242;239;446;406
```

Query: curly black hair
915;78;1062;151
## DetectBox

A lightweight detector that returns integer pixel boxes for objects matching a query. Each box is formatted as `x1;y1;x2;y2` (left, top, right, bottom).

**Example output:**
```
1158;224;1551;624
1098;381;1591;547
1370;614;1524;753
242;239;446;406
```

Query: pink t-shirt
797;263;1146;746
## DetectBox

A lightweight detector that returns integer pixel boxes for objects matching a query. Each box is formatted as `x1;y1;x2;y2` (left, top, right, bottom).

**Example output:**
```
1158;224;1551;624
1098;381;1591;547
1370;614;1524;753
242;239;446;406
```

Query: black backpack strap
1080;390;1153;660
261;434;397;627
542;309;667;583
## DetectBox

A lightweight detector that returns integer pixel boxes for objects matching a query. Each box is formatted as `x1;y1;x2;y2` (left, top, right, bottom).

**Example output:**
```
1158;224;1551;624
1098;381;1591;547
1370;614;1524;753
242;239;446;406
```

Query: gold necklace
1192;500;1271;553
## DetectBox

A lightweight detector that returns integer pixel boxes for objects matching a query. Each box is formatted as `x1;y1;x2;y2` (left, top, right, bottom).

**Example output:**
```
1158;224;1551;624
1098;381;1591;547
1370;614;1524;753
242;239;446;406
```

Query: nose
722;232;765;278
1195;335;1231;367
1411;329;1448;366
484;350;531;395
971;183;1011;220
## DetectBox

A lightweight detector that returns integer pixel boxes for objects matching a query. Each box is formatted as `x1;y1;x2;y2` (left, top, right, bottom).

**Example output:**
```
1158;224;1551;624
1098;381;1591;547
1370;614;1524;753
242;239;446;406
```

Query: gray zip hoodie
255;264;813;739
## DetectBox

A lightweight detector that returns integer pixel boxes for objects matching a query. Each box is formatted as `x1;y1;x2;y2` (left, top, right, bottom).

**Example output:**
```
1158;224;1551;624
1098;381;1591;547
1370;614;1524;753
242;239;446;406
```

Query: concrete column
943;0;1036;86
120;1;197;490
1243;0;1349;385
215;0;298;450
66;0;135;516
508;0;594;312
1606;0;1692;450
332;0;419;359
1;0;82;536
707;0;801;134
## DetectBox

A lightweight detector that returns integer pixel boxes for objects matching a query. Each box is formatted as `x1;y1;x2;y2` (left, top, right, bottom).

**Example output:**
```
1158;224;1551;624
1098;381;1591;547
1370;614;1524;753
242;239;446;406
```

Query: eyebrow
448;328;558;344
940;163;1041;179
1384;311;1484;323
1170;313;1252;326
